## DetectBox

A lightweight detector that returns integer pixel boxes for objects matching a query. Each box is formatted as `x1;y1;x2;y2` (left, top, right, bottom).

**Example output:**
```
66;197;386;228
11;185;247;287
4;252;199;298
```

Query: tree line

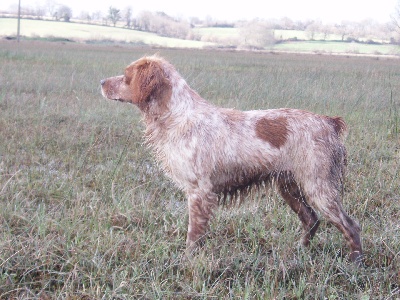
2;0;400;47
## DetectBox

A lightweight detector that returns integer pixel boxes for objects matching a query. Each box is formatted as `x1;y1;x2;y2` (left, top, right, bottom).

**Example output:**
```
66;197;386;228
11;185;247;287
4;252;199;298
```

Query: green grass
273;41;400;56
0;40;399;299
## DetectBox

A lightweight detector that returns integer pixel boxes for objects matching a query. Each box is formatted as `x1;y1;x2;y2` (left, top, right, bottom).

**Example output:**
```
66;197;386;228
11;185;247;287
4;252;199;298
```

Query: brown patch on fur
123;65;134;85
129;59;172;109
255;117;289;148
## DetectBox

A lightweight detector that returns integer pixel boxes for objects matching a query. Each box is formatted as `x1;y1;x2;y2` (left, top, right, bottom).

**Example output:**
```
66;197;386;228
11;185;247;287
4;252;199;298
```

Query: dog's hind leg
276;173;320;247
302;180;363;264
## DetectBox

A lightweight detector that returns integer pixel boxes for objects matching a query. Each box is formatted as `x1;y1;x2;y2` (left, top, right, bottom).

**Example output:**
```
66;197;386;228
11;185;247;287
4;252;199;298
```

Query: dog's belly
210;164;273;197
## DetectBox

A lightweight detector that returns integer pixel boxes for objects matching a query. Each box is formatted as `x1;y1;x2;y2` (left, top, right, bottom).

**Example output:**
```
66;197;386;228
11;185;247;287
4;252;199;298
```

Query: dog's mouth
103;92;125;102
100;87;113;100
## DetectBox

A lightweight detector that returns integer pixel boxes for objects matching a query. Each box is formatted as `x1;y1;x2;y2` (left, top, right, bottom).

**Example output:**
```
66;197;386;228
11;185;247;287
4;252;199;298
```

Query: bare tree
137;11;152;31
391;0;400;34
136;11;190;38
204;15;215;27
108;6;121;27
305;21;322;40
335;21;351;41
189;17;202;26
21;5;36;16
296;19;313;30
79;11;92;22
45;0;58;19
320;23;332;40
91;11;103;22
35;4;46;19
123;6;132;28
279;17;294;30
240;20;275;49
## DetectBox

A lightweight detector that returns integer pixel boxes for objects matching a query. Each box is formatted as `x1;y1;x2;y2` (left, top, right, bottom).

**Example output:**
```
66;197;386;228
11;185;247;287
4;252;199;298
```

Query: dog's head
101;56;172;113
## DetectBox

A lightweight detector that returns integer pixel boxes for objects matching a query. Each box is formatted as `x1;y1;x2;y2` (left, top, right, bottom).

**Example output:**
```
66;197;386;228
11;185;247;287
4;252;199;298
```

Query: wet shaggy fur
101;55;363;263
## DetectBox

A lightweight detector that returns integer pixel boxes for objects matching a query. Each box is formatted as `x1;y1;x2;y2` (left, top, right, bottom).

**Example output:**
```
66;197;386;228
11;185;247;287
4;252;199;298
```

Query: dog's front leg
186;192;217;254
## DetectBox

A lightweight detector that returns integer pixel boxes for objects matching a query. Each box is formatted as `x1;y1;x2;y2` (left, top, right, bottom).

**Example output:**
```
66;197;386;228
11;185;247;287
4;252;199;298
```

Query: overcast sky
0;0;397;23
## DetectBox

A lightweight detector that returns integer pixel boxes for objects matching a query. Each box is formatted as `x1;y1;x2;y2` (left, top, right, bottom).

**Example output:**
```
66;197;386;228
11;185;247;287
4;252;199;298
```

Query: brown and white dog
101;55;362;263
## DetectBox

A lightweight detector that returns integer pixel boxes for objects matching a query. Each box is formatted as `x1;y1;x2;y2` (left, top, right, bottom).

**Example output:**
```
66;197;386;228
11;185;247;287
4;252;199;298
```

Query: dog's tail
330;116;348;140
329;116;348;195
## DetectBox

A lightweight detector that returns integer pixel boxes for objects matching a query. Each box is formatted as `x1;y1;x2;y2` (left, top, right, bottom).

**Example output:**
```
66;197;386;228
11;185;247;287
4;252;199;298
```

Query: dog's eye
124;75;131;84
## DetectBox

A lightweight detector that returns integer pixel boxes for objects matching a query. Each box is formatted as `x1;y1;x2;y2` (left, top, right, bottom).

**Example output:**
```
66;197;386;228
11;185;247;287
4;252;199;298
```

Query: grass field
2;17;400;56
0;40;399;299
194;27;400;55
273;41;400;56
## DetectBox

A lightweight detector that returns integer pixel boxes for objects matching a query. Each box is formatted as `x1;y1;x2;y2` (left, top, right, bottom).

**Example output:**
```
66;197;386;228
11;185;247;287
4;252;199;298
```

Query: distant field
194;27;321;41
1;17;400;56
0;40;399;298
273;40;400;55
194;27;400;55
0;18;212;48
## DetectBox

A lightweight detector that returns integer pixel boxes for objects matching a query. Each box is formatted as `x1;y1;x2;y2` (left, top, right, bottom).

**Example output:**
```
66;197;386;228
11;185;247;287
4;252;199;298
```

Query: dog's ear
130;58;169;105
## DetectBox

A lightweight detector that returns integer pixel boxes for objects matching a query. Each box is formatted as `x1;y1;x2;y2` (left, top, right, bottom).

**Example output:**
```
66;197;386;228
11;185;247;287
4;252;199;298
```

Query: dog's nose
100;79;106;86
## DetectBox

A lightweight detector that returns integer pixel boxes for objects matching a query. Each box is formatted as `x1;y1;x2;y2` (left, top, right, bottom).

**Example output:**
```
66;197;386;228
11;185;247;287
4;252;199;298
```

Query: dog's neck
142;76;217;165
143;74;212;123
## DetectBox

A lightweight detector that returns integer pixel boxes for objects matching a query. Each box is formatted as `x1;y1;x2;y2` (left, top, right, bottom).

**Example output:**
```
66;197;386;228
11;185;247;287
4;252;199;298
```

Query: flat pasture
2;18;399;56
194;27;400;55
0;40;399;299
273;40;400;56
0;18;211;48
